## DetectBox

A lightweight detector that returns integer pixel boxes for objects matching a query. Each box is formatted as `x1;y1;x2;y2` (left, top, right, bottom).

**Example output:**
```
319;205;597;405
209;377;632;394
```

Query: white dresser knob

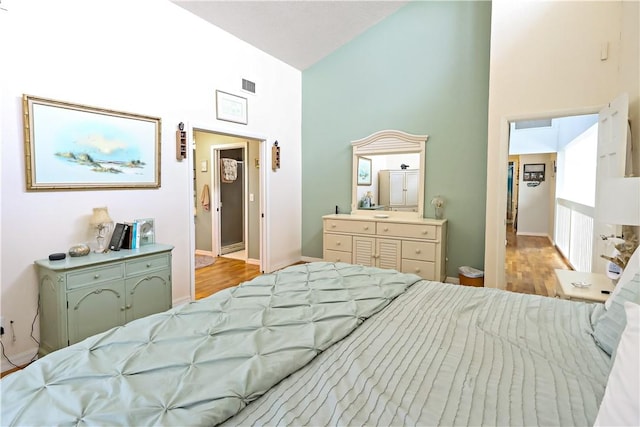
422;230;428;235
331;223;336;228
415;268;421;273
384;227;389;232
364;226;369;230
415;249;421;254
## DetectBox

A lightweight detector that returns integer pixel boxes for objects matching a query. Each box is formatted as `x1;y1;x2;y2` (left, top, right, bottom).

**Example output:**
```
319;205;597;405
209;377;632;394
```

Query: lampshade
595;177;640;226
90;207;112;226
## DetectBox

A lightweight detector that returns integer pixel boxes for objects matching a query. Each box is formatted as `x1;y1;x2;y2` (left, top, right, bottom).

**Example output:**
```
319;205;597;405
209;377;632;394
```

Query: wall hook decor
272;140;281;170
176;122;187;161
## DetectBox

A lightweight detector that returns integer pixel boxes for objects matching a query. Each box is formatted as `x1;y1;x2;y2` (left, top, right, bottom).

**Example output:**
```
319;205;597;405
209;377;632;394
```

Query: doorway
505;113;598;294
216;146;246;256
192;129;264;268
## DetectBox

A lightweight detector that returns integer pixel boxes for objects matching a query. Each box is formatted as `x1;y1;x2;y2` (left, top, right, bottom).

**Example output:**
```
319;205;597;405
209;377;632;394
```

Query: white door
389;171;406;206
405;170;420;206
592;93;629;273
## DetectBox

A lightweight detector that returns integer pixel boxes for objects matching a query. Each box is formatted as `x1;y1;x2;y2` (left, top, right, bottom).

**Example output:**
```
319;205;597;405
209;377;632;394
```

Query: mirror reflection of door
219;148;245;255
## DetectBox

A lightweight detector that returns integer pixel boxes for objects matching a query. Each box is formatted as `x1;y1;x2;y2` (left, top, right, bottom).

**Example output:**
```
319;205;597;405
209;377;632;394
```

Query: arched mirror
351;130;428;217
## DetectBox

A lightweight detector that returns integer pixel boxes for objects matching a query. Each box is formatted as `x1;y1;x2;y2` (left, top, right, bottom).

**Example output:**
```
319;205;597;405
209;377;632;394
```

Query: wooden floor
196;227;569;300
195;256;261;300
505;224;571;296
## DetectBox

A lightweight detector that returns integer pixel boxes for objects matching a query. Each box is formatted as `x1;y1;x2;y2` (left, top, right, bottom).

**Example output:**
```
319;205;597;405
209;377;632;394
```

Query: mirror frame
351;130;429;217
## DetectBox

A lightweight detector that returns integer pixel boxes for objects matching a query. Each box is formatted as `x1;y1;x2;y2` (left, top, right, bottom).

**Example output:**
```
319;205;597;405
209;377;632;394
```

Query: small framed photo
357;156;372;186
216;90;248;125
135;218;155;246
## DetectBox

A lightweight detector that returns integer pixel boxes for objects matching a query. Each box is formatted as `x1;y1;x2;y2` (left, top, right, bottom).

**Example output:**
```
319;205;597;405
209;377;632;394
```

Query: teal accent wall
301;1;491;277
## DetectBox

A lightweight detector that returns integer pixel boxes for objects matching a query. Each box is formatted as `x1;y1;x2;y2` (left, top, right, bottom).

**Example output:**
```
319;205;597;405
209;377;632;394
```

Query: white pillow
594;301;640;427
606;246;640;310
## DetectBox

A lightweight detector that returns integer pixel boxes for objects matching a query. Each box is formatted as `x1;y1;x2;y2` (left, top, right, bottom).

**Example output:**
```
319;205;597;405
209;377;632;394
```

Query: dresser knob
146;263;152;268
336;241;341;246
364;226;369;230
121;306;125;311
384;227;389;232
336;258;341;262
331;223;336;228
415;268;421;273
126;304;132;310
415;249;421;254
422;230;428;235
94;274;100;279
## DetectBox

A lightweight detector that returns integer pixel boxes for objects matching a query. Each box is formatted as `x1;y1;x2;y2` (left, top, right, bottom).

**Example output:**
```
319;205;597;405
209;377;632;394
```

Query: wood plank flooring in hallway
505;224;571;296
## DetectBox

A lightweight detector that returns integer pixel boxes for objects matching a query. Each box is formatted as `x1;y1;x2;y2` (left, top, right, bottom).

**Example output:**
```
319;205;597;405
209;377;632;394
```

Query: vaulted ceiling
171;1;409;70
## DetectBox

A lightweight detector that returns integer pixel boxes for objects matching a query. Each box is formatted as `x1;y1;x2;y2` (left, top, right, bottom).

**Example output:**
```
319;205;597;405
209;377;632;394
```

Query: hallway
505;225;571;296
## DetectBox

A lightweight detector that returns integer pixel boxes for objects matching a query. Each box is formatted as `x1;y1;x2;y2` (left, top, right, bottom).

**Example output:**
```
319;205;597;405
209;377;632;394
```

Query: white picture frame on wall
216;90;248;125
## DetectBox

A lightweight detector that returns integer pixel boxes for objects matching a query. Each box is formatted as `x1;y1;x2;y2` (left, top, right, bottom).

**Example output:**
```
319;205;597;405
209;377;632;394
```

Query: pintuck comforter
224;277;613;427
0;262;421;426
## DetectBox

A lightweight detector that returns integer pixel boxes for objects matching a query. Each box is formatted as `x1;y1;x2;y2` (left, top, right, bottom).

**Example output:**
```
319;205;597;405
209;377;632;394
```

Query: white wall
0;0;301;370
485;0;638;288
516;154;554;237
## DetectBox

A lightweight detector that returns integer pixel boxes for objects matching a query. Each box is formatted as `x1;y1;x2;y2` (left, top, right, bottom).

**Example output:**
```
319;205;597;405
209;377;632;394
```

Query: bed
1;261;638;426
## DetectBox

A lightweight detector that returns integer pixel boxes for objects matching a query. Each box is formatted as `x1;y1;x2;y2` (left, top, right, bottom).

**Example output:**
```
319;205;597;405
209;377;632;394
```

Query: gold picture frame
23;94;161;191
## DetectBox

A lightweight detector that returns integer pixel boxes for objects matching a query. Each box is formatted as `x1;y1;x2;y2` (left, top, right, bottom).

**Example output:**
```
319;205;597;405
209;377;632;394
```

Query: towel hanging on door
221;158;237;183
201;184;210;211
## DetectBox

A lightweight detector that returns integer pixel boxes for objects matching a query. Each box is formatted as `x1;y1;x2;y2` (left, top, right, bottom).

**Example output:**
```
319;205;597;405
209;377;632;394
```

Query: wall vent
242;79;256;94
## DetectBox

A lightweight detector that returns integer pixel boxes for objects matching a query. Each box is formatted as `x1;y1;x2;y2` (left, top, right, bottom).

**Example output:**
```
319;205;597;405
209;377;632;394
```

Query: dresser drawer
126;254;170;276
324;219;375;235
377;223;437;240
401;259;435;281
324;233;353;252
67;264;124;290
402;241;436;262
324;249;352;264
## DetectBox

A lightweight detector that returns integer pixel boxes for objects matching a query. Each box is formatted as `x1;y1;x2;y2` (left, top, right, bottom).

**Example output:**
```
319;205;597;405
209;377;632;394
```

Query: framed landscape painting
23;95;161;191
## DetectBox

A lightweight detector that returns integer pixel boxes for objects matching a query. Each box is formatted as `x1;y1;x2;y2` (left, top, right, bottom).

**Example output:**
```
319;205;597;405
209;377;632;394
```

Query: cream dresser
323;214;447;282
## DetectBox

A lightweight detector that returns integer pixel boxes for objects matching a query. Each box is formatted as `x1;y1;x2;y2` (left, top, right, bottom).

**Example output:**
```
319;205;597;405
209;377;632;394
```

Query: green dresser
35;244;174;356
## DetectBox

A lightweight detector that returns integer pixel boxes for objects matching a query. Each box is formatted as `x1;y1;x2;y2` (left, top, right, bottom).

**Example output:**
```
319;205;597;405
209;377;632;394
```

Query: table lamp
90;207;113;253
595;177;640;277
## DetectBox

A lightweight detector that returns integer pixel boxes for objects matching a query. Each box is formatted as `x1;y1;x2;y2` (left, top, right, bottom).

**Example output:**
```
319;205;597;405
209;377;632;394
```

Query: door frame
188;122;268;301
211;143;248;259
486;104;601;289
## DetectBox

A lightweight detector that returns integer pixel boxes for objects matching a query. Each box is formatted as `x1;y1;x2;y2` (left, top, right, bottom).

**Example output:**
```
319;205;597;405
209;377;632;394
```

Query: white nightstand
554;269;616;303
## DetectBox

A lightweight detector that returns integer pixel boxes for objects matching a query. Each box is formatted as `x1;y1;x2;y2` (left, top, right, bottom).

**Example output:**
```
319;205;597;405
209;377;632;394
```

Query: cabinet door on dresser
352;236;401;271
353;236;376;266
376;238;402;271
125;271;171;322
124;253;172;322
67;282;127;345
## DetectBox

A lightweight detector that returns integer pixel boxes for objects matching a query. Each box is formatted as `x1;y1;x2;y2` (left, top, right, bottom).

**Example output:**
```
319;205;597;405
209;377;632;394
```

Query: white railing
555;198;594;272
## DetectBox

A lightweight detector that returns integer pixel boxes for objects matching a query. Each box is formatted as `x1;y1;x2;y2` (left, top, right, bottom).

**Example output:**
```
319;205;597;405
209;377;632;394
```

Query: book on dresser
121;222;133;249
108;223;127;251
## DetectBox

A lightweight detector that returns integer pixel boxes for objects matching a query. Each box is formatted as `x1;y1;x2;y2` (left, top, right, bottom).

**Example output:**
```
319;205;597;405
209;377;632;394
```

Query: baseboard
195;249;214;257
247;258;260;266
445;276;459;284
516;231;550;238
1;345;39;374
172;295;192;307
301;256;323;263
